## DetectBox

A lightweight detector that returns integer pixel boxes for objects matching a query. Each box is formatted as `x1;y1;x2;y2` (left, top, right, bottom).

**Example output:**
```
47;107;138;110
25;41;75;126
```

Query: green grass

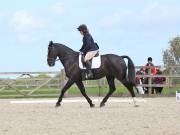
161;87;179;95
68;86;129;95
0;86;179;99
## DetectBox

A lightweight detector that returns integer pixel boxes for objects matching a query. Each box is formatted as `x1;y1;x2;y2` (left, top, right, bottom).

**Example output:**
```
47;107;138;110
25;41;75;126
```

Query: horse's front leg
100;76;115;107
76;81;95;108
56;79;74;107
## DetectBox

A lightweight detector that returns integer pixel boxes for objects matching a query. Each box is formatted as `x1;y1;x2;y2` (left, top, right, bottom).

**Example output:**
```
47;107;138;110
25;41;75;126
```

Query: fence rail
0;65;180;98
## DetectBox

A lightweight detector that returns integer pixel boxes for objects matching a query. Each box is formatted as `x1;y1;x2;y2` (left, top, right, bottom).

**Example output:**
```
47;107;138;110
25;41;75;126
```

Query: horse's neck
55;44;78;68
56;44;77;57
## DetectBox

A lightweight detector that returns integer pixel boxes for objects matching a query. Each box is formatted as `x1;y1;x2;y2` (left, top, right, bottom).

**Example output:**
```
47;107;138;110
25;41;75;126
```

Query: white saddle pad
79;54;101;69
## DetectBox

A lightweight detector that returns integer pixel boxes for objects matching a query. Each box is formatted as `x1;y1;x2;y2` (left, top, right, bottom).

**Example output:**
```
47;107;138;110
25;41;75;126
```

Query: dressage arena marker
10;98;146;104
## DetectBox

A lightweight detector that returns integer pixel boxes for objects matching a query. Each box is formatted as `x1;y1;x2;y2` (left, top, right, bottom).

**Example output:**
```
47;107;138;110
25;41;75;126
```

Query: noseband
47;57;59;63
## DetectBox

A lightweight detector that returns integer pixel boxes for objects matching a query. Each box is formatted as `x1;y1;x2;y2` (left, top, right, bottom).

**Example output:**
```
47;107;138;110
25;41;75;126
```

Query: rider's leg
84;51;98;78
85;60;93;78
84;50;98;62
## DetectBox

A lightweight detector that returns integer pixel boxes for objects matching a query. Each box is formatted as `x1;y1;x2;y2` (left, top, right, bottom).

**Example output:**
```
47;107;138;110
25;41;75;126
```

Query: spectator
136;68;145;85
135;69;145;94
144;57;157;94
145;57;156;75
153;68;166;94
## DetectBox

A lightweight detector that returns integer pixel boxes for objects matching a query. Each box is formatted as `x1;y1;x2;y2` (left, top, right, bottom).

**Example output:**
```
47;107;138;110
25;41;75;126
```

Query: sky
0;0;180;72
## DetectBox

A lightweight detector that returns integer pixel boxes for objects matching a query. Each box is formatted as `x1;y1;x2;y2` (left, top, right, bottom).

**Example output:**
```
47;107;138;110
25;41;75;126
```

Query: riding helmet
77;24;88;32
147;57;152;62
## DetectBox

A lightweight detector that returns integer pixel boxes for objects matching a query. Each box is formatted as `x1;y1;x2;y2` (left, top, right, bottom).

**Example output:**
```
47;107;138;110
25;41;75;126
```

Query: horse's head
47;41;58;67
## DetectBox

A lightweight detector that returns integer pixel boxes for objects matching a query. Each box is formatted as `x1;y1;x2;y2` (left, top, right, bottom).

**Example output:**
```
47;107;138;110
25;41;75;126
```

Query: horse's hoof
55;103;61;107
134;104;139;107
100;102;105;108
90;104;95;108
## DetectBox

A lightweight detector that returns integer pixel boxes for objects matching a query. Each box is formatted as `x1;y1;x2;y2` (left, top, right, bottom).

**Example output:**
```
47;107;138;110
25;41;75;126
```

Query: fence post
169;66;173;88
148;67;152;95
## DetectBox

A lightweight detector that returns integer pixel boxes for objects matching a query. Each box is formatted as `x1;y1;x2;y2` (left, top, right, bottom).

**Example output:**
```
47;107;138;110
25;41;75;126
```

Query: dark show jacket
79;32;99;55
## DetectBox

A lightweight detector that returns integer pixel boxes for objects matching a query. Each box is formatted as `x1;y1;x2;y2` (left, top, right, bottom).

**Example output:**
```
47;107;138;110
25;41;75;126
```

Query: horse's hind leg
121;79;138;107
100;76;116;107
76;81;94;108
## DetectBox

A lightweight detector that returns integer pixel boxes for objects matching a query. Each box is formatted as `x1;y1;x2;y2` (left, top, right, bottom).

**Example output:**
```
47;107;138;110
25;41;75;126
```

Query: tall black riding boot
85;60;93;79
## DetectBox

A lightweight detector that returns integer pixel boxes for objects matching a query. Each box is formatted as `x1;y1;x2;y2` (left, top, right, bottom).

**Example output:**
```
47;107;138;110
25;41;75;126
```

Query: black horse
47;41;137;107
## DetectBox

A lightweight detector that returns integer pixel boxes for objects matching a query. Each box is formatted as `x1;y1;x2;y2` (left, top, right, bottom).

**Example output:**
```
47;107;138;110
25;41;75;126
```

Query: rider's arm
81;34;91;53
79;44;85;52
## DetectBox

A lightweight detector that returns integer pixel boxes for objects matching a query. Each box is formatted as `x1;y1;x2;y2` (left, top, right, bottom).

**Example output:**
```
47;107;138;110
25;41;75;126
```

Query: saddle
79;52;101;80
79;52;101;69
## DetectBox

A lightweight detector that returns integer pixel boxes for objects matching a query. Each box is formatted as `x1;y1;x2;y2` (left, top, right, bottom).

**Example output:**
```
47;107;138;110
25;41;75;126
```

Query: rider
77;24;99;79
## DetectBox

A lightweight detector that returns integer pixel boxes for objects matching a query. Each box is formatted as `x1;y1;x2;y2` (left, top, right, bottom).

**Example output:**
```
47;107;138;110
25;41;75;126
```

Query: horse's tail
121;55;136;85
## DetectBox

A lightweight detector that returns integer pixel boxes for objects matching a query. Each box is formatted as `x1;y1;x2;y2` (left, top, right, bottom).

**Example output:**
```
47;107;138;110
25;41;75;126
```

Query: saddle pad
79;55;101;69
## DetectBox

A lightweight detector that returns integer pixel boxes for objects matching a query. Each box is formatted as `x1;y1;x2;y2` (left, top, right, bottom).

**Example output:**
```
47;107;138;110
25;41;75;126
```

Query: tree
163;36;180;85
163;36;180;67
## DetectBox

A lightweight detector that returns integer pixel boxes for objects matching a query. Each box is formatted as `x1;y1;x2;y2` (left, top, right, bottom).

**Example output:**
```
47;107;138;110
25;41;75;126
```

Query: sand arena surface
0;97;180;135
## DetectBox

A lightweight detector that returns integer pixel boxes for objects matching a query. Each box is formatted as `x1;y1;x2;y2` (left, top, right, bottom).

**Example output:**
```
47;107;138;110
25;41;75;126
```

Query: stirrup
85;70;93;79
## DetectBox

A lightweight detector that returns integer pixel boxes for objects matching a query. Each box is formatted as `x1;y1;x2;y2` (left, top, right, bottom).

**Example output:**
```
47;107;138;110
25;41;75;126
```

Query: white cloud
142;2;180;23
99;10;135;28
100;13;122;28
0;12;6;21
11;10;46;32
16;34;36;43
93;0;144;4
0;12;3;17
0;13;3;22
99;2;180;28
49;2;65;15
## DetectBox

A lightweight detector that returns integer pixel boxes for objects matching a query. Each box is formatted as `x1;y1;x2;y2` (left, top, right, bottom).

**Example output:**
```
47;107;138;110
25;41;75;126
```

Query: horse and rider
47;24;139;107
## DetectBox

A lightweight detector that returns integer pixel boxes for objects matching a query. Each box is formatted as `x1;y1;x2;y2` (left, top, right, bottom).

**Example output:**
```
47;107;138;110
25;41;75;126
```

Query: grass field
0;85;179;98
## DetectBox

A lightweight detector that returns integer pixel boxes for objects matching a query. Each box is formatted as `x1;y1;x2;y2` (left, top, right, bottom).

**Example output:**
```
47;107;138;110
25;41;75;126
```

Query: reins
53;53;79;62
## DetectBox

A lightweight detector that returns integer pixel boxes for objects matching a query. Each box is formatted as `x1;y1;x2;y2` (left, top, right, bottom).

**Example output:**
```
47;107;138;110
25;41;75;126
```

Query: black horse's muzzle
47;58;55;67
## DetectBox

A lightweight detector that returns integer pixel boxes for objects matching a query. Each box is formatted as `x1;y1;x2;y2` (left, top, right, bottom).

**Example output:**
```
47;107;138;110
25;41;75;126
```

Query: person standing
145;57;156;75
144;57;157;94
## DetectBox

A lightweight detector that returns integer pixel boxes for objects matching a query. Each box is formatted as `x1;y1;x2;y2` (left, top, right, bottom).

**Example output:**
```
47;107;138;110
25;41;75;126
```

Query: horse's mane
54;43;78;56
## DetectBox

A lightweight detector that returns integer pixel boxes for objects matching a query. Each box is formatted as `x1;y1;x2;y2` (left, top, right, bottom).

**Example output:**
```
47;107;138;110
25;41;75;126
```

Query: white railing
0;66;179;97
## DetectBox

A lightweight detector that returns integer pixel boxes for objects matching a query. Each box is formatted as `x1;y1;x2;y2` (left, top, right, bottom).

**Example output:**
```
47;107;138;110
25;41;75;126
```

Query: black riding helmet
147;57;152;62
77;24;88;33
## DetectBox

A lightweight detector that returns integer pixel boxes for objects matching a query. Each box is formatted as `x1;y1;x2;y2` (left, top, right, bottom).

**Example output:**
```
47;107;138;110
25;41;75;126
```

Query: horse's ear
49;41;53;47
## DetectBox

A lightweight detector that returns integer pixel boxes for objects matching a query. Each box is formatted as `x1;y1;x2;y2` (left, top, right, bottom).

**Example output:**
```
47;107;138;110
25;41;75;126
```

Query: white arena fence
0;66;180;98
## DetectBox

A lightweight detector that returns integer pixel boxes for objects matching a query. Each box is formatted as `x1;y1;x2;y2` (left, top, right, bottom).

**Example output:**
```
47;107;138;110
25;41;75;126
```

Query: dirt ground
0;97;180;135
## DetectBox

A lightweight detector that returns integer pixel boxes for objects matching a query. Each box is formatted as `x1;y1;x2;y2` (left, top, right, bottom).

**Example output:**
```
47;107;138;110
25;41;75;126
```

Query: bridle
47;57;59;62
47;46;58;63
